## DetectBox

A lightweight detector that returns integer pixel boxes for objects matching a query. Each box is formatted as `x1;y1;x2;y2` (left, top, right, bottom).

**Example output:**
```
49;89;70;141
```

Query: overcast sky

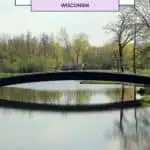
0;0;121;46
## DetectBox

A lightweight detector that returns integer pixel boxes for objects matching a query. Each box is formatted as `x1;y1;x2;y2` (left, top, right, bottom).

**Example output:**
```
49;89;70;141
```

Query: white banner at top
15;0;135;7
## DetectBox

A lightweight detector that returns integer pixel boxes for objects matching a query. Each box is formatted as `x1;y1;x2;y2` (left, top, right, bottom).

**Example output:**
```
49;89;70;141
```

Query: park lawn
0;73;22;78
0;72;34;78
0;71;56;78
137;69;150;76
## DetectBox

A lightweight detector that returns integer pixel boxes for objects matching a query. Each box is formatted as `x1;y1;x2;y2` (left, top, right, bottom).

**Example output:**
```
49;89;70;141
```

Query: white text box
120;0;134;5
15;0;31;6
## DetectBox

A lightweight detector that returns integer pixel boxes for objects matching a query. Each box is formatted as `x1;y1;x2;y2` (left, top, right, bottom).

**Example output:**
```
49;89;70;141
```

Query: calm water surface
0;81;148;150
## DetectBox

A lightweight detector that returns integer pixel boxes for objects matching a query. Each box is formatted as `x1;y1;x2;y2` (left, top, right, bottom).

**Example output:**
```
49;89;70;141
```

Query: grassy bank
0;72;43;78
80;80;144;86
0;73;25;78
80;80;122;84
137;69;150;76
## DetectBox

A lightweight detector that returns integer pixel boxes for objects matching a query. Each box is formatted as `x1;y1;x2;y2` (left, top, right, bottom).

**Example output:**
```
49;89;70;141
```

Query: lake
0;81;148;150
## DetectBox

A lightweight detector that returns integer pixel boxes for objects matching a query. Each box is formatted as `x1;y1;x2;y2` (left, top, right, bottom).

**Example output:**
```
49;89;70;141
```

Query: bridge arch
0;71;149;87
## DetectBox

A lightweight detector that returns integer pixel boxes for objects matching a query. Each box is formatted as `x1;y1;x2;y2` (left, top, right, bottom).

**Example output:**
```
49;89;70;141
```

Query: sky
0;0;121;46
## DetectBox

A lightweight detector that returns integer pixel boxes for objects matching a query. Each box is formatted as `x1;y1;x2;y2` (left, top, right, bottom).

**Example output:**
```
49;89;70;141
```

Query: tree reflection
0;86;98;119
134;85;138;139
106;85;135;102
0;87;63;103
110;85;150;150
0;87;96;105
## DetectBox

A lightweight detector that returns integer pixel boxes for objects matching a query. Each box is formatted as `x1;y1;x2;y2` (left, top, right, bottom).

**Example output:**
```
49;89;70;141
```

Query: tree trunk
133;24;137;74
119;43;124;72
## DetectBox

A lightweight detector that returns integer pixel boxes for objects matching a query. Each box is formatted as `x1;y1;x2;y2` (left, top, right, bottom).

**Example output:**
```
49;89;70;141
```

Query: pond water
0;81;149;150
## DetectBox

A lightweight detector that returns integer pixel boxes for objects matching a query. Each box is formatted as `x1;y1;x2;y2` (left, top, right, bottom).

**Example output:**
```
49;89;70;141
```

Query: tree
105;7;143;72
104;10;134;72
138;43;150;69
58;28;74;63
102;42;120;71
134;0;150;29
130;0;150;43
72;33;89;64
49;41;63;70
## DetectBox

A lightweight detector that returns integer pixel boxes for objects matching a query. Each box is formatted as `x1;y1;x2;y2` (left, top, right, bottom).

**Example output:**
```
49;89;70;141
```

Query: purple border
31;0;119;12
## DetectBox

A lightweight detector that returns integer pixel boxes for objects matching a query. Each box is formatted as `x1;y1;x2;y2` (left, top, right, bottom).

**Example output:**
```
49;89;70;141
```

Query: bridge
0;71;149;87
0;71;150;112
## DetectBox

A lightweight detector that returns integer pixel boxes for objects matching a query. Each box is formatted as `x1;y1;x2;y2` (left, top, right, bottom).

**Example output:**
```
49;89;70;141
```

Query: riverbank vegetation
0;31;149;75
0;1;149;83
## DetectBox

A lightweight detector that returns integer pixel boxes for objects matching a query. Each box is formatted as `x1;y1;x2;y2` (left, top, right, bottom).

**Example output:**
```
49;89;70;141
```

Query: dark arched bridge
0;71;150;87
0;71;150;112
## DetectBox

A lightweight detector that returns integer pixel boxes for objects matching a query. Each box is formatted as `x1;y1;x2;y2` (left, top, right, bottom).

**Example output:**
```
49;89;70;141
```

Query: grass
142;95;150;101
80;80;146;86
0;72;37;78
137;69;150;76
0;73;24;78
80;80;122;84
0;70;58;78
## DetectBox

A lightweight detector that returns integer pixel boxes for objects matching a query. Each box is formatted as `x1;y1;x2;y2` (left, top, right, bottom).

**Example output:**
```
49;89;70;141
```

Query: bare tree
104;6;144;72
104;9;135;72
134;0;150;29
131;0;150;42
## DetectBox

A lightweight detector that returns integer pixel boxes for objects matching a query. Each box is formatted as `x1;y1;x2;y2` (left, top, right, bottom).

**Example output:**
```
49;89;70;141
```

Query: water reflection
0;86;98;104
0;82;149;150
109;85;150;150
0;84;141;105
106;86;141;101
111;110;150;150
